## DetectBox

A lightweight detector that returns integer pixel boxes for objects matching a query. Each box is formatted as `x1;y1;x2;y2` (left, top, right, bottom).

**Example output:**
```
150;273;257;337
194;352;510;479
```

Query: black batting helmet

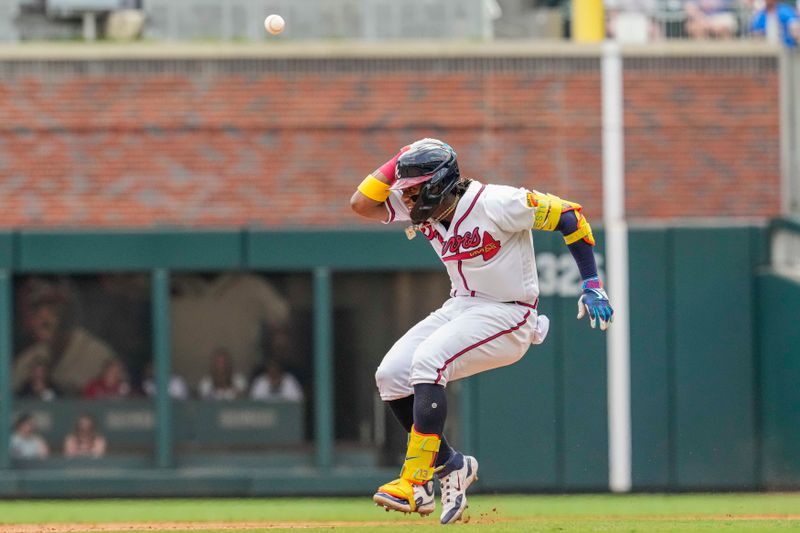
391;138;460;224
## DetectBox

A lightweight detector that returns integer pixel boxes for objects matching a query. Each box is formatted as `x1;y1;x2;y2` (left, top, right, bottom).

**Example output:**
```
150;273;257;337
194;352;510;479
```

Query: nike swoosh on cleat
441;494;464;524
374;492;407;506
404;456;420;461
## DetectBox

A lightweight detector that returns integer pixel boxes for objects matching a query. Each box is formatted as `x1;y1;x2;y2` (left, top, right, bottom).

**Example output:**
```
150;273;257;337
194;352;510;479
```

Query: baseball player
350;139;613;525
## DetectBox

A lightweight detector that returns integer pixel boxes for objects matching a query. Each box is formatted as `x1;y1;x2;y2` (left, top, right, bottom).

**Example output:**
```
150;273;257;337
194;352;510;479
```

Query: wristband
357;174;391;202
377;145;411;183
582;277;602;290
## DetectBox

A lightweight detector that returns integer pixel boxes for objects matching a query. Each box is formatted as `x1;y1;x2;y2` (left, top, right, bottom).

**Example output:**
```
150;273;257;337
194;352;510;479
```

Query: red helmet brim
389;174;433;191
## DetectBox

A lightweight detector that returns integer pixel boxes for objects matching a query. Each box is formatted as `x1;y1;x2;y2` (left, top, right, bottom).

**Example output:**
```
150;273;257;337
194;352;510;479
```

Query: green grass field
0;493;798;532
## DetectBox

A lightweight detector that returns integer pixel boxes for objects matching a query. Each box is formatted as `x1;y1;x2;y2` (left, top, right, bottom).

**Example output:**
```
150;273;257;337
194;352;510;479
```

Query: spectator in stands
139;361;189;400
171;273;291;390
14;277;119;396
10;413;49;460
82;358;131;400
684;0;739;39
17;359;60;401
63;414;106;458
198;349;248;400
250;358;305;402
605;0;661;42
750;0;800;47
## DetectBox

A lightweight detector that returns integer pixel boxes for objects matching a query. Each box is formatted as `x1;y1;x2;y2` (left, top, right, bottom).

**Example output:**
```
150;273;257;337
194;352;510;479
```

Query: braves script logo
442;226;501;262
419;223;443;244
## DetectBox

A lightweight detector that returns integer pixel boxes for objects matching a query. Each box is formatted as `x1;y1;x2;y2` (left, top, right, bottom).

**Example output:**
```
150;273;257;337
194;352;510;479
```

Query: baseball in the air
264;14;285;35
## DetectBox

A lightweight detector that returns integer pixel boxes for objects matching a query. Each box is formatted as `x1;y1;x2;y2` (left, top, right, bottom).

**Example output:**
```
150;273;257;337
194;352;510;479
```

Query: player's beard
431;178;472;224
429;193;459;224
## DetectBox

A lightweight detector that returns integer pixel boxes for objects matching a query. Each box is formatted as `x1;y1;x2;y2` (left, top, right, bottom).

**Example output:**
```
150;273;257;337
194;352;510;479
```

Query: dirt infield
1;515;799;533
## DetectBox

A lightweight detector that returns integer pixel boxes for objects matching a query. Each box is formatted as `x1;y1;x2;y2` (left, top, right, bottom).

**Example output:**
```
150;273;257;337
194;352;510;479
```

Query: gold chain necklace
405;197;458;240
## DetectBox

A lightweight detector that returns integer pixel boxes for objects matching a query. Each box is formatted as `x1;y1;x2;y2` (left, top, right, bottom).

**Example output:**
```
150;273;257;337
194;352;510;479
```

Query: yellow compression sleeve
357;174;391;202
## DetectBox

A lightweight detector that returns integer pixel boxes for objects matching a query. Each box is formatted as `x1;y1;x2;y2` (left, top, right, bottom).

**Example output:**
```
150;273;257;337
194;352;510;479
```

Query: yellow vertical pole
572;0;605;42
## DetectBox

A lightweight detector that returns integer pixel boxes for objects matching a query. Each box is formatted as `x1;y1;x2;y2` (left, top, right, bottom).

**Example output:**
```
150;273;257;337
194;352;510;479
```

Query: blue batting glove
577;277;614;331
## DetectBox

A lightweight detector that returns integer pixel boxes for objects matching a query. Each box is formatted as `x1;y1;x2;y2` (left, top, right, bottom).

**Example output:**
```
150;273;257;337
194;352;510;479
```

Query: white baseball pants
375;296;549;401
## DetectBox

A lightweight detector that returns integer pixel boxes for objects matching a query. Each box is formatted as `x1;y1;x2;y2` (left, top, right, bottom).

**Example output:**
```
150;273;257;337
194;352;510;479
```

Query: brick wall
0;55;780;228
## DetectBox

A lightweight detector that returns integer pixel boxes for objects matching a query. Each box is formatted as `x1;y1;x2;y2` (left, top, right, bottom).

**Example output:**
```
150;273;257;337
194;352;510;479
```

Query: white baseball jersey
375;181;549;401
375;180;550;398
384;180;540;304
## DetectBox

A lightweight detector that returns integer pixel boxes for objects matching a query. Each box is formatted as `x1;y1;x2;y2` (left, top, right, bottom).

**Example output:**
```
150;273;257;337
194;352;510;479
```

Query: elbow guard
564;210;595;246
528;190;595;246
528;191;563;231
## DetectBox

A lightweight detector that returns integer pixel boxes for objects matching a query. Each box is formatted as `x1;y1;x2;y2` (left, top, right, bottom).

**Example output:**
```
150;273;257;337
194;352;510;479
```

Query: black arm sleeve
556;210;598;281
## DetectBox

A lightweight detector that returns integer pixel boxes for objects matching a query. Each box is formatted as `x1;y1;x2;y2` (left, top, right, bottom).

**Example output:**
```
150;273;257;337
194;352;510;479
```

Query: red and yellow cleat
374;426;440;516
373;477;435;516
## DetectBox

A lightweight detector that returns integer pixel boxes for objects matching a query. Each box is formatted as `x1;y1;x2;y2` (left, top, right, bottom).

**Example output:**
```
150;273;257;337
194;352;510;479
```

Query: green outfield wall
756;272;800;489
0;225;796;497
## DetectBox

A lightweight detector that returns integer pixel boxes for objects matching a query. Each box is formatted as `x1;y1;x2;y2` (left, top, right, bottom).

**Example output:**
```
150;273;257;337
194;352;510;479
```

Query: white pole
778;49;793;215
602;41;632;493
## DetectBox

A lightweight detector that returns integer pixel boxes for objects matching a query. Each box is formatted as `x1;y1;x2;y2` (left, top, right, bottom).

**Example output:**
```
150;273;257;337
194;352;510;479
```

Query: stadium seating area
0;0;782;42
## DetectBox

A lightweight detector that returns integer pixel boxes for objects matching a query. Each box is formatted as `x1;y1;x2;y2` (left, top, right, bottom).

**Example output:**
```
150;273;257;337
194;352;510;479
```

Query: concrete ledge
0;39;780;61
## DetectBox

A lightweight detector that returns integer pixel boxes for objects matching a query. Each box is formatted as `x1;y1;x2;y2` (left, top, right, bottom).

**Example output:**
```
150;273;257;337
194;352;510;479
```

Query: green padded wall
560;284;608;489
0;226;783;495
13;400;304;450
473;231;610;490
559;233;608;490
757;273;800;488
0;232;13;269
672;227;758;489
247;230;440;270
473;232;561;490
17;230;244;271
629;229;671;488
472;343;559;489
